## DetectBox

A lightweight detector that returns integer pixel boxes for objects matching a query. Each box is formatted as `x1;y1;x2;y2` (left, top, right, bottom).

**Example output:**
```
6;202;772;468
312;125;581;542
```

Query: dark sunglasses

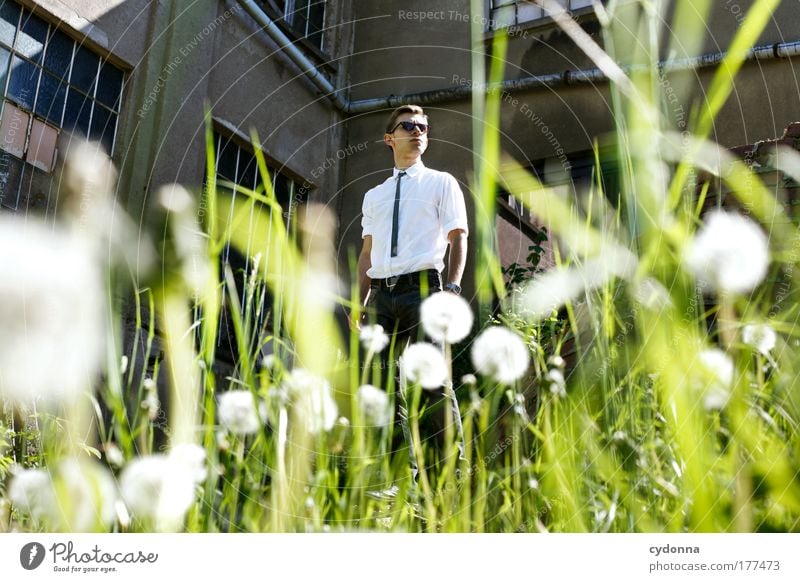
390;120;430;134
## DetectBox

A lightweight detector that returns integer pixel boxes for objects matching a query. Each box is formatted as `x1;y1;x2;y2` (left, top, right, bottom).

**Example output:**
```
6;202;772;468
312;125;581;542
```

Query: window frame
486;0;597;32
208;123;314;364
0;2;124;166
257;0;328;58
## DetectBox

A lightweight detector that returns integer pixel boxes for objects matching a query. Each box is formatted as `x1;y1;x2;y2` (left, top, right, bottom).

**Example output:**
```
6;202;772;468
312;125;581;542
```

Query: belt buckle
386;275;399;290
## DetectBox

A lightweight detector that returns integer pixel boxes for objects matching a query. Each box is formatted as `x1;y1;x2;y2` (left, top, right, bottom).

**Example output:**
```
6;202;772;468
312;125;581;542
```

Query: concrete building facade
2;0;799;299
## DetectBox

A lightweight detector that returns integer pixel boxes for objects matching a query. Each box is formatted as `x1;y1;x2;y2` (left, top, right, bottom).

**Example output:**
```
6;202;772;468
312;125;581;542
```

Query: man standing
358;104;468;340
357;104;468;476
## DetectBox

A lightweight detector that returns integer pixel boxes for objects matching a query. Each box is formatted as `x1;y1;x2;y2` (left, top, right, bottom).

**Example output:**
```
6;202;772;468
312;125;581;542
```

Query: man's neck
394;154;422;171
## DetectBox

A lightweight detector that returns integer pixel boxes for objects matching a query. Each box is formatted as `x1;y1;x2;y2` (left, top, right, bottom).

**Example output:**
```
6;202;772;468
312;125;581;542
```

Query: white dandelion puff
8;468;55;522
0;217;104;407
360;324;390;354
697;348;735;411
471;327;531;385
52;459;117;532
461;373;477;386
420;292;473;343
169;443;208;484
104;443;125;468
515;246;637;321
742;323;777;356
400;343;448;389
683;211;769;295
546;368;566;397
516;267;585;321
9;460;116;532
142;380;160;422
61;140;153;272
282;369;339;435
218;390;265;435
261;354;277;370
357;384;392;428
157;184;211;298
120;455;197;532
634;277;672;310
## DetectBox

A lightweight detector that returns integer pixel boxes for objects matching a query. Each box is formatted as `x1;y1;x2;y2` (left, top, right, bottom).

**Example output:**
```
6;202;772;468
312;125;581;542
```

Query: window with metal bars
259;0;326;52
0;0;123;209
487;0;595;30
209;129;309;364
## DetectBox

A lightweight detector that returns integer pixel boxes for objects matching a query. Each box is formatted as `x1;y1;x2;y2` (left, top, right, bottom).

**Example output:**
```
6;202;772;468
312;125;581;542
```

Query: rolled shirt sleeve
361;192;373;238
439;173;469;236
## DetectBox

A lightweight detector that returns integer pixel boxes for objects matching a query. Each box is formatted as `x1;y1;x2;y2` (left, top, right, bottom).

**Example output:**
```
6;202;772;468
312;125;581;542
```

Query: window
210;129;310;364
259;0;326;52
0;1;124;209
487;0;595;30
213;130;308;217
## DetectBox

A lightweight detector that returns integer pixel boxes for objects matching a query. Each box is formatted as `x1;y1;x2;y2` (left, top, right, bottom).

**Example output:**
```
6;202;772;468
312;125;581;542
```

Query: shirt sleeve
439;173;469;236
361;191;373;238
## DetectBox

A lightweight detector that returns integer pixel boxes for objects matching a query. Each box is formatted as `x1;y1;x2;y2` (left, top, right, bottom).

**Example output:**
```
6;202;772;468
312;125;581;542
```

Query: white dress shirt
361;160;468;278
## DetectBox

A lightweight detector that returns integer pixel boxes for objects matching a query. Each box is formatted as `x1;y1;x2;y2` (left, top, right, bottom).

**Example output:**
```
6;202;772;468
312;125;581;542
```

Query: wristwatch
444;282;462;295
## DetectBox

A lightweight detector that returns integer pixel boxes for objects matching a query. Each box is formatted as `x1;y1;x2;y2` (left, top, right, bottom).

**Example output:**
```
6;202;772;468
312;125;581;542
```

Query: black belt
371;269;440;291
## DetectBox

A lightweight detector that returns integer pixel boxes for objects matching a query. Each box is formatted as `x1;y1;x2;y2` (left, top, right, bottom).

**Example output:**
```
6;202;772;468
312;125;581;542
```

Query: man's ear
383;133;394;149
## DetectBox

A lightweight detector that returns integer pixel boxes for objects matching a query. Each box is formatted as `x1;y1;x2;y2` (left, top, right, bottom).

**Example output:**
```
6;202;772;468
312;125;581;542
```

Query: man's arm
357;235;373;307
446;228;467;288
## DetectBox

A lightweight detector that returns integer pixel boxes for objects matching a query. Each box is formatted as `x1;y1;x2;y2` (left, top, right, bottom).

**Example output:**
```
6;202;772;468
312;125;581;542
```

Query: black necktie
390;171;406;257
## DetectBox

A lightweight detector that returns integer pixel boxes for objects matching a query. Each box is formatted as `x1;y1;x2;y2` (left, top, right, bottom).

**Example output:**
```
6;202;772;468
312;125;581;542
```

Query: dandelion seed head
357;384;392;428
471;327;530;385
683;211;769;295
142;390;160;422
546;368;565;385
218;390;265;435
120;455;197;532
10;460;116;531
104;443;125;468
61;140;117;212
515;247;637;321
261;354;276;370
169;443;208;484
696;348;735;411
0;218;104;407
53;459;117;532
742;323;777;355
282;369;339;435
8;468;55;521
634;277;672;310
420;292;473;343
515;267;585;321
360;324;389;354
549;381;567;398
215;431;230;453
156;185;211;298
400;343;448;389
461;373;477;386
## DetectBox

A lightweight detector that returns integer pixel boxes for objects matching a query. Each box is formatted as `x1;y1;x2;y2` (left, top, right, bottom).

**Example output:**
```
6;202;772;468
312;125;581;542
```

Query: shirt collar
393;159;425;178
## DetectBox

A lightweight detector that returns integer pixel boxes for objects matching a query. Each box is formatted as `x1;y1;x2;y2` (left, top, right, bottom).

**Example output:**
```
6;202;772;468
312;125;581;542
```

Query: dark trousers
364;271;464;479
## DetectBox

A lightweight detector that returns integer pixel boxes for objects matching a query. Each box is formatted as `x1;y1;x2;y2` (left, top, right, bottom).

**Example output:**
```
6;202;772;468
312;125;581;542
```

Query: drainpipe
237;0;348;111
236;0;800;114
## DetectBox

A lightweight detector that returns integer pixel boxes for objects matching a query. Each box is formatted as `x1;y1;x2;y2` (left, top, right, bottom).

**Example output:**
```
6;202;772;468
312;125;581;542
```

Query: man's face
384;112;428;158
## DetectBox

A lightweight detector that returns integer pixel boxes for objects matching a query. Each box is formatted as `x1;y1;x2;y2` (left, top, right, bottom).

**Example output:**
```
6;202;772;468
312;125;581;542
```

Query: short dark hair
384;104;427;133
